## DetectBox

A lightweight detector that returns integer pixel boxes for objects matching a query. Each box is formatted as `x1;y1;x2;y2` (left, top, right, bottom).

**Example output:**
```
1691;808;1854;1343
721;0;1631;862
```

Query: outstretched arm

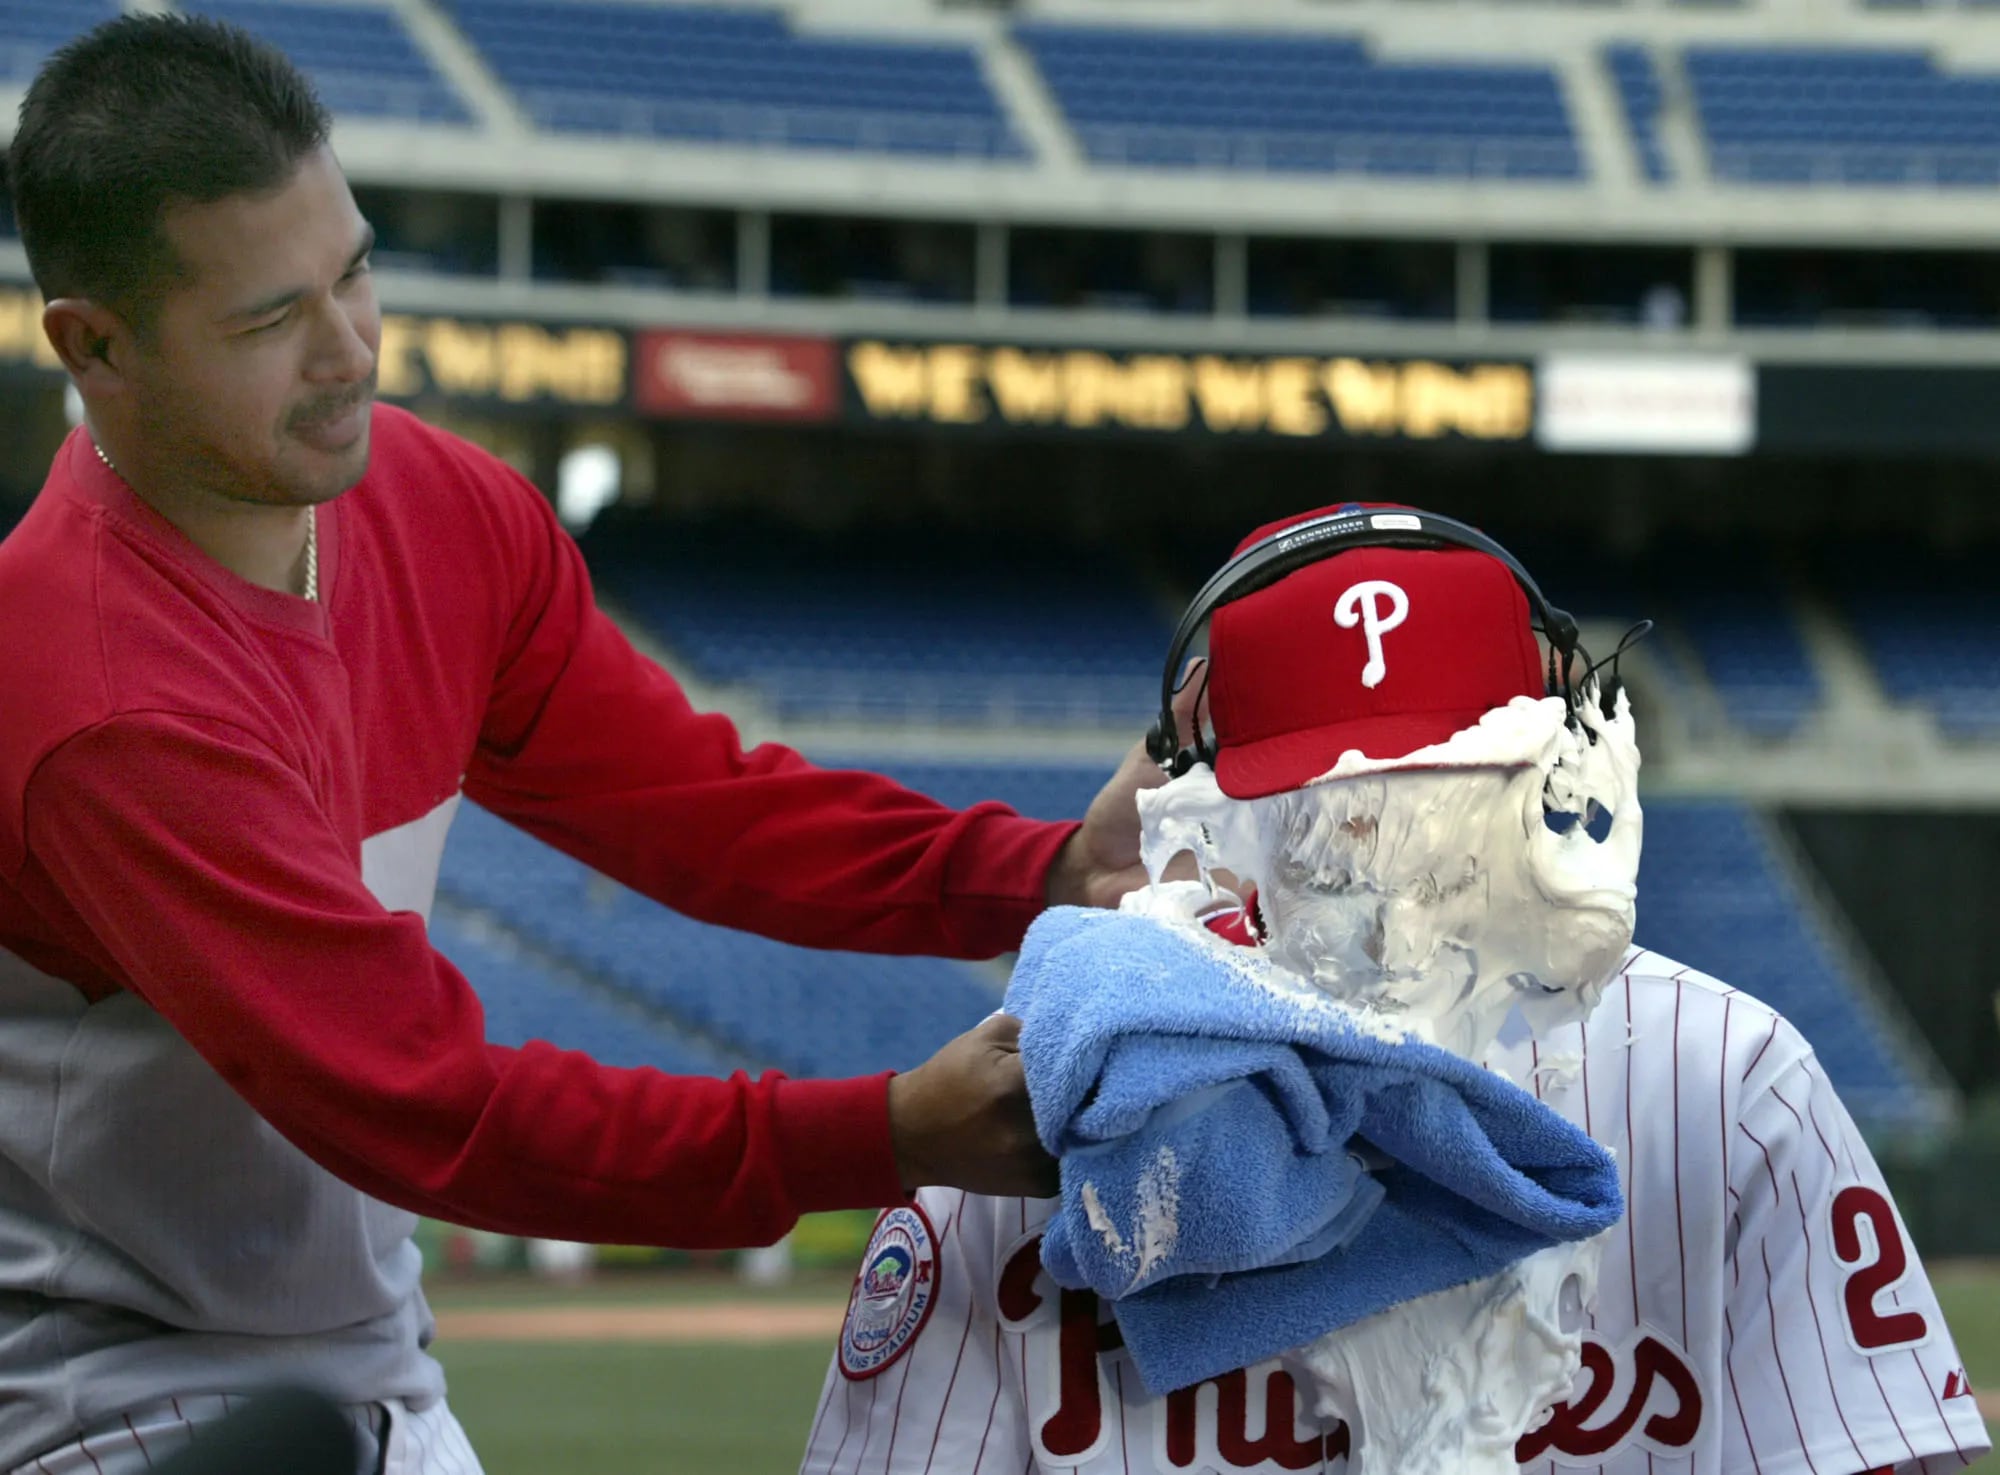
461;465;1075;959
23;712;904;1246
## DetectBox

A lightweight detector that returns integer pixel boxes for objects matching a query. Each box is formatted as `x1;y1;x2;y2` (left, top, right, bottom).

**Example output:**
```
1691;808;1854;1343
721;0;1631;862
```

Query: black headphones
1146;505;1622;778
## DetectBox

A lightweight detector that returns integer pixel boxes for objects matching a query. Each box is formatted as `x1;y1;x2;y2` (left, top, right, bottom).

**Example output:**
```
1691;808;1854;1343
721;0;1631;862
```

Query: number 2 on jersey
1830;1185;1931;1354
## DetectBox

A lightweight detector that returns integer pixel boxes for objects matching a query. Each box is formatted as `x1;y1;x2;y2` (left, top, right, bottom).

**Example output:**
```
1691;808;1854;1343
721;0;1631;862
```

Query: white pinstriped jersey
801;950;1989;1475
9;1395;483;1475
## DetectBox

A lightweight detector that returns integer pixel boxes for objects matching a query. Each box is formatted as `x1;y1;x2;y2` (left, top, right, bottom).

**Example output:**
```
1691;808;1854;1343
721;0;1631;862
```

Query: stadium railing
308;73;473;127
1711;141;2000;186
1069;122;1581;179
516;91;1025;159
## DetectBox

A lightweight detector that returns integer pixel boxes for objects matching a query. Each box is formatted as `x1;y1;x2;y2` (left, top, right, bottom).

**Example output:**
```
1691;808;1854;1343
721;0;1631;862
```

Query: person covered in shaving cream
799;504;1988;1475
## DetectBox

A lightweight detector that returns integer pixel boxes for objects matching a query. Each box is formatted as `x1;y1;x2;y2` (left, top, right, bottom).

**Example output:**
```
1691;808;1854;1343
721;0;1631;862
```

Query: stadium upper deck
12;0;2000;247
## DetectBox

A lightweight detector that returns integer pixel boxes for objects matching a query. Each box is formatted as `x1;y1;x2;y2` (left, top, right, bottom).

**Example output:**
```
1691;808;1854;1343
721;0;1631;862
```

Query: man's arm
22;711;908;1247
1722;1046;1988;1474
460;468;1074;959
454;460;1204;943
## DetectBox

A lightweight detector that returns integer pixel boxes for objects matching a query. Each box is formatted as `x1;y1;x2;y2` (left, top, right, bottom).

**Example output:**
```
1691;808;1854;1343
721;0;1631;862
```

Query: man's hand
1045;658;1208;910
887;1013;1058;1198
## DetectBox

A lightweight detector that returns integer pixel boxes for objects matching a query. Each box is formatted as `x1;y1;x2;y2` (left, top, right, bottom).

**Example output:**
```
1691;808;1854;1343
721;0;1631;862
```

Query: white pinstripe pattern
798;953;1990;1475
9;1397;484;1475
380;1399;484;1475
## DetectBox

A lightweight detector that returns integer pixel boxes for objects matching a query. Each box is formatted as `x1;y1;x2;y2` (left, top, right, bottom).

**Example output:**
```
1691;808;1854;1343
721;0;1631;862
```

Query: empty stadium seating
588;515;1820;743
1670;584;1822;738
1689;46;2000;187
1830;553;2000;739
436;801;1008;1079
581;520;1170;728
445;0;1024;158
183;1;472;124
1636;800;1929;1128
22;0;2000;209
429;910;746;1076
431;773;1936;1131
1014;22;1583;181
1442;538;1818;739
0;0;115;82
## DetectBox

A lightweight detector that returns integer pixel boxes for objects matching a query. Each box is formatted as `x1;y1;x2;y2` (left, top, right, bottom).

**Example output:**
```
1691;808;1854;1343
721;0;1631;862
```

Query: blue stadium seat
1547;540;1822;739
0;0;118;82
1015;21;1582;181
1474;541;1753;739
1687;44;2000;187
438;802;1008;1078
429;912;746;1076
182;1;472;124
445;0;1026;159
1829;552;2000;738
1634;801;1928;1128
580;519;1171;730
1673;588;1822;738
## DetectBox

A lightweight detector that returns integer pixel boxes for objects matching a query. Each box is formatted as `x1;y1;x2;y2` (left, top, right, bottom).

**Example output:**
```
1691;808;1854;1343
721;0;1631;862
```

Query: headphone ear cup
1146;716;1178;769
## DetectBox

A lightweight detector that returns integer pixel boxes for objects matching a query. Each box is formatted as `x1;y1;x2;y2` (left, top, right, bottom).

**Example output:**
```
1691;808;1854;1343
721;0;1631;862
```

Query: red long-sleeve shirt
0;407;1075;1249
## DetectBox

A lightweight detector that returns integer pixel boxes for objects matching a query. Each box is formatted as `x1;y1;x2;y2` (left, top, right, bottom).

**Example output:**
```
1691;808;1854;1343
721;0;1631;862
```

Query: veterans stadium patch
837;1203;940;1380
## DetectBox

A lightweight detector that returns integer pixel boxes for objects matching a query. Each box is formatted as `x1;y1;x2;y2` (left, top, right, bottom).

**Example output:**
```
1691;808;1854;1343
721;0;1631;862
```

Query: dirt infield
436;1302;845;1344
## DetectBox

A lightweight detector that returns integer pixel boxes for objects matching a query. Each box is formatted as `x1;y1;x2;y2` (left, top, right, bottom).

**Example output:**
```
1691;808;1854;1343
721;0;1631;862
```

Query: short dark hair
8;14;331;330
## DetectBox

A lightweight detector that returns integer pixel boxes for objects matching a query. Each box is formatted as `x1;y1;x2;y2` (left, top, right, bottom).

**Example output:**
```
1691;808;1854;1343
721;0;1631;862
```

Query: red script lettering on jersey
1162;1369;1330;1471
1514;1331;1703;1460
999;1234;1343;1471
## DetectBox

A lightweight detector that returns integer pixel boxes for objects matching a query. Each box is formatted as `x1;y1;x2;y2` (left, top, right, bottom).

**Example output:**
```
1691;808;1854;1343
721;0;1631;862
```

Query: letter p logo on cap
1334;580;1410;689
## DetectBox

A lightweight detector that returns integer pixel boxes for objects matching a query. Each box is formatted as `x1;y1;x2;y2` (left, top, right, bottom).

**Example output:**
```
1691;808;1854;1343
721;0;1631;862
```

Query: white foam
1134;1147;1181;1285
1116;882;1421;1050
1136;687;1642;1060
1530;1048;1586;1092
1128;683;1642;1466
1076;1146;1185;1295
1293;1235;1607;1475
1081;1182;1127;1259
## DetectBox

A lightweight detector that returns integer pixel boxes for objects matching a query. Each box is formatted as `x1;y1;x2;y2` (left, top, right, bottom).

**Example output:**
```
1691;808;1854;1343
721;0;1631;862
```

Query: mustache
288;376;377;430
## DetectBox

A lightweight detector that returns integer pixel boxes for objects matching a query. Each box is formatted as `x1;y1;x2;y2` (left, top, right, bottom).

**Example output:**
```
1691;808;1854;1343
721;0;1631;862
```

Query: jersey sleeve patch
837;1202;942;1381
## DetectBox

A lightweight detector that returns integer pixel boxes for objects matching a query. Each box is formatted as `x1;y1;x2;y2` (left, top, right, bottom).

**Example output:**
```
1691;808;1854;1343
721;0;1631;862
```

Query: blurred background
2;0;1997;1466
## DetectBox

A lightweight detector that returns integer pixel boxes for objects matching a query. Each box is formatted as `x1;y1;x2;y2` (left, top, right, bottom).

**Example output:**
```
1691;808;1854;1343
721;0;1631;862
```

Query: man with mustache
0;15;1173;1473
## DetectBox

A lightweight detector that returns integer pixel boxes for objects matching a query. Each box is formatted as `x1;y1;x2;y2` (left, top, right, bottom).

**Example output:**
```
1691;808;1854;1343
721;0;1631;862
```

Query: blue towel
1004;906;1624;1397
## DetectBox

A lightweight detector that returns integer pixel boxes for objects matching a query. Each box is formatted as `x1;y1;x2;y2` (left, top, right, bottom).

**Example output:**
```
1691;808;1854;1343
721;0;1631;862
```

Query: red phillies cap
1207;505;1547;799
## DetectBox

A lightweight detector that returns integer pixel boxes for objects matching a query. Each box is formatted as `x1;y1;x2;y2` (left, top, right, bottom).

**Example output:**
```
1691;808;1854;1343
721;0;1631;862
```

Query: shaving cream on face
1137;687;1642;1060
1130;684;1643;1466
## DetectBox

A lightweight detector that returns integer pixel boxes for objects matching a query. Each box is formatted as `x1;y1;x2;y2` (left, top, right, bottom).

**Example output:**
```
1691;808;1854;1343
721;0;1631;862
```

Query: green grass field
438;1340;836;1473
430;1263;2000;1473
1936;1262;2000;1459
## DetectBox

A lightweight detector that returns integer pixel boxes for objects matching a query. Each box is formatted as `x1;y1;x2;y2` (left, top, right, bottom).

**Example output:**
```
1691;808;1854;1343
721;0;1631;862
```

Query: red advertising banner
633;329;840;422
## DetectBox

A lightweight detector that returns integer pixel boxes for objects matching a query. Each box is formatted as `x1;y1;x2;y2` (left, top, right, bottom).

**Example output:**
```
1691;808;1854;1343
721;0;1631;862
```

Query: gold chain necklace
92;437;317;602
